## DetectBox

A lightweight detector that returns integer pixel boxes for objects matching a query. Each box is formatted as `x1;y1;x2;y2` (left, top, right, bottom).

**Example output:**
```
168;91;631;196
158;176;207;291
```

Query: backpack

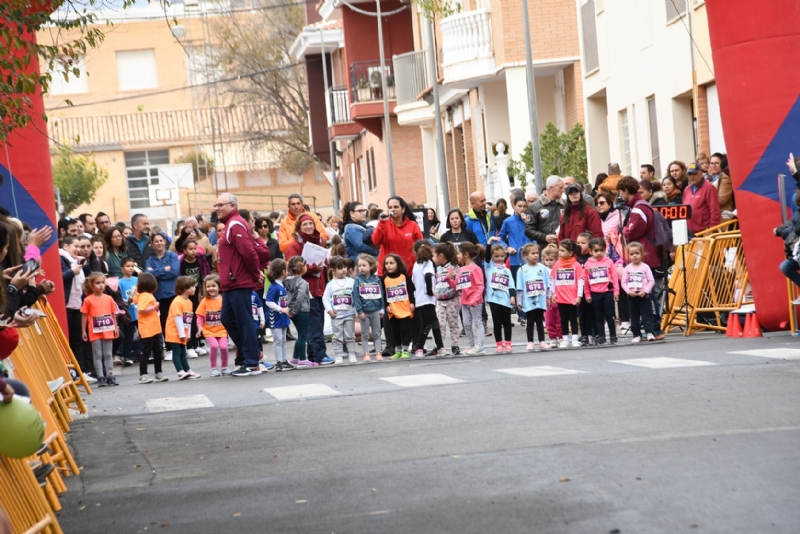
631;200;672;253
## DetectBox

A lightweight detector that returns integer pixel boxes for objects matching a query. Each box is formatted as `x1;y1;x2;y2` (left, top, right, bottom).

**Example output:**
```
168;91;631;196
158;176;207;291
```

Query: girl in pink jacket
620;242;656;343
584;238;619;345
551;240;584;348
456;242;485;354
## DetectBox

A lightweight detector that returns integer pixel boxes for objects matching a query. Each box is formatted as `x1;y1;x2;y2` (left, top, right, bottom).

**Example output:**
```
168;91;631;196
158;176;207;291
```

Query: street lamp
376;0;396;197
521;0;544;195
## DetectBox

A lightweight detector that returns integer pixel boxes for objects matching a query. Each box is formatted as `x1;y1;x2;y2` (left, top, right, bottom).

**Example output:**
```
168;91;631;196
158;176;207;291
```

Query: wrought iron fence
350;59;396;103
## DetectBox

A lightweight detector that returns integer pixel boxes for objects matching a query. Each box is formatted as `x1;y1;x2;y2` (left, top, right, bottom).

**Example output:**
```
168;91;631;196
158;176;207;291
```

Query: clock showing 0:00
653;204;693;221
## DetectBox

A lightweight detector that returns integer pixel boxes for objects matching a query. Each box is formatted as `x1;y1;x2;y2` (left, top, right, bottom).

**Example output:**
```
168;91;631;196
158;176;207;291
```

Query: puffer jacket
217;209;265;291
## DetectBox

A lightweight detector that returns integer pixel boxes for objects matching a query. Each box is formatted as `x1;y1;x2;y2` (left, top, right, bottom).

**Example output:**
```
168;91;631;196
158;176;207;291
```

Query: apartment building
576;0;723;180
40;1;332;226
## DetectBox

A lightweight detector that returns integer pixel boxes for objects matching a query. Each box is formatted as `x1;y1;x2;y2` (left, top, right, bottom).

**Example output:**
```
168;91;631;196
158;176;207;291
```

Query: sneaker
375;353;384;361
619;322;631;335
437;348;451;357
320;357;335;366
187;349;198;359
363;353;372;362
610;337;619;345
154;373;169;382
411;349;423;359
579;336;589;346
587;335;596;346
107;375;119;386
259;362;275;372
113;356;123;366
286;332;297;341
196;346;208;356
474;347;486;354
138;374;154;384
228;339;236;349
462;347;477;355
451;346;461;355
334;357;344;365
400;351;411;359
484;325;492;336
595;337;606;345
526;342;535;351
163;351;173;361
539;342;549;350
124;359;134;367
550;340;560;349
221;368;232;376
571;339;582;348
348;355;358;364
390;352;403;360
97;376;108;387
495;342;504;354
210;368;221;377
654;333;665;341
275;361;294;372
631;336;641;344
186;370;201;379
177;371;189;380
559;339;570;349
47;377;64;393
231;366;262;376
297;360;318;368
646;333;656;341
289;358;301;366
505;342;513;353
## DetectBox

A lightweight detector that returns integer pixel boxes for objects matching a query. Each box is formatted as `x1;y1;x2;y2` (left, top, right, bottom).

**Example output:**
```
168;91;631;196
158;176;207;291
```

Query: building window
647;97;661;177
116;50;158;91
620;109;632;176
665;0;686;22
48;56;89;95
185;48;222;87
124;150;169;210
580;0;599;74
369;148;377;191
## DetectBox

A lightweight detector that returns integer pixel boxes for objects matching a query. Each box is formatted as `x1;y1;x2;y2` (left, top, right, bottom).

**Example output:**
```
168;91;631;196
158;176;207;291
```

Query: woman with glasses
255;217;282;263
342;202;379;263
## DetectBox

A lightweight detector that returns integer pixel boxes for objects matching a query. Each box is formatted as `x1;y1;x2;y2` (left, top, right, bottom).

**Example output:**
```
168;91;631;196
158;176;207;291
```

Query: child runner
411;240;445;358
80;272;119;387
133;273;167;383
433;242;460;355
621;242;656;343
584;238;619;345
165;276;201;379
179;239;211;358
575;232;596;345
266;259;294;371
382;253;415;359
456;242;486;354
353;254;384;362
323;256;357;364
541;245;562;348
195;274;229;376
552;239;584;348
496;195;529;326
285;257;313;367
485;244;516;353
118;257;140;365
516;243;550;351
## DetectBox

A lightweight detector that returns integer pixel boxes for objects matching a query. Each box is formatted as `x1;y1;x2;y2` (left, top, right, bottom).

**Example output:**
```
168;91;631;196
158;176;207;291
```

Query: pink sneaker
505;342;514;353
186;370;201;379
495;342;504;353
539;342;549;350
526;342;535;351
375;354;384;361
289;358;300;365
177;371;189;380
363;353;372;362
296;360;317;368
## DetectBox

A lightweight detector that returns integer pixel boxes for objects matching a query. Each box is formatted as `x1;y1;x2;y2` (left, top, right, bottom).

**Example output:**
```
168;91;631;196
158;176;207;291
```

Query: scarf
557;256;576;269
296;215;324;247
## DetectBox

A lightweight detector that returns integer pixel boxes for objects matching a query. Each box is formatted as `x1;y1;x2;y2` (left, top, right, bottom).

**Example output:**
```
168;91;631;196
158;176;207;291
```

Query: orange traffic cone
743;313;763;338
726;314;743;338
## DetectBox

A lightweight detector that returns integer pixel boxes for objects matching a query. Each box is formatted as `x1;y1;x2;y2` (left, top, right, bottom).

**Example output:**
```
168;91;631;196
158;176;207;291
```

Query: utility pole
686;0;700;155
422;14;449;213
521;0;543;194
319;28;340;213
376;0;396;196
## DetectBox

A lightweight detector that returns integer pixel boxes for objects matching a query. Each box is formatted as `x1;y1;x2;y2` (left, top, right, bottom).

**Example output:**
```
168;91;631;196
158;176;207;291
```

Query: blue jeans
780;259;800;289
307;297;328;363
222;288;260;367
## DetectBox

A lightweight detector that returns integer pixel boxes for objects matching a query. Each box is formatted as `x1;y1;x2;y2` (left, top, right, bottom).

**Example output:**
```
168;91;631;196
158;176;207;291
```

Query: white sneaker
187;349;198;359
84;374;98;384
558;339;570;349
113;356;123;365
550;340;560;349
571;339;582;348
646;333;655;341
163;351;173;361
620;322;631;334
138;374;154;384
195;347;208;356
334;357;344;365
631;336;641;344
47;377;64;393
348;355;358;364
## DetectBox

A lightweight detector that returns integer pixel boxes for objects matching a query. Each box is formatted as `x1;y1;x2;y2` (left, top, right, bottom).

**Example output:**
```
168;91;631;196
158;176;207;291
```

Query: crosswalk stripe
264;384;341;400
380;373;463;388
729;349;800;360
495;366;587;377
611;357;715;369
146;395;214;413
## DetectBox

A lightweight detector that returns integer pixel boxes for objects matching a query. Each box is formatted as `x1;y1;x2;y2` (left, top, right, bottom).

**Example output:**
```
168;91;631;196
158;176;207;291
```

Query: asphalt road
55;332;800;533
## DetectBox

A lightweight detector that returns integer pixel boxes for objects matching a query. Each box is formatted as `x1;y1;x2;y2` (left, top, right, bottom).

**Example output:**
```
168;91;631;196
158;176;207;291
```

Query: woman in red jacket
371;196;423;275
285;214;330;364
558;183;603;243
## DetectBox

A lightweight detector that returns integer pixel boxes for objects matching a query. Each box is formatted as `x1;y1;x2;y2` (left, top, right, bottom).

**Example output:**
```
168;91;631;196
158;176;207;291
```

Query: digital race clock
653;204;692;221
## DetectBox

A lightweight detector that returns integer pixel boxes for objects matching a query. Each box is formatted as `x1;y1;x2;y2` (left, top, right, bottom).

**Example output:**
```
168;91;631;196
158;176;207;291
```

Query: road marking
146;395;214;413
611;357;715;369
264;383;341;400
380;373;463;388
729;348;800;360
495;366;587;378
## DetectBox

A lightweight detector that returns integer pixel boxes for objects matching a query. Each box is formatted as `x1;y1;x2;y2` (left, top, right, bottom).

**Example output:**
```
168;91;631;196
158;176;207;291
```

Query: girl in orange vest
382;253;416;359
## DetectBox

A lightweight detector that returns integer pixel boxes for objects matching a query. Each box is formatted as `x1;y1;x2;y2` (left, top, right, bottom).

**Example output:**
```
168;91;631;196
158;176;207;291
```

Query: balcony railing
440;8;494;82
393;50;429;105
327;86;351;124
350;60;396;103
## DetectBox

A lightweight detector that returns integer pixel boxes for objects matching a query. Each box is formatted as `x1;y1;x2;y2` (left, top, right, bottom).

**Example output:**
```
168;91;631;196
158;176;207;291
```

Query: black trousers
525;309;545;343
139;334;164;376
629;295;655;338
489;302;512;342
388;316;412;352
591;291;617;340
558;303;579;337
67;308;94;375
617;291;630;323
579;298;596;337
412;304;444;351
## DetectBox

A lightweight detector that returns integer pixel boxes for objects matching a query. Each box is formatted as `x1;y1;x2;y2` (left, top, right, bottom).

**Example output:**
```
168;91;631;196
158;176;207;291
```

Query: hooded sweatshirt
371;217;423;276
583;256;619;296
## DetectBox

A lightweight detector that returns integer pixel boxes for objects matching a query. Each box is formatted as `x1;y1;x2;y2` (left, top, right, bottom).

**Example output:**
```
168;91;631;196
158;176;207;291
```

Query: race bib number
588;267;610;284
386;283;408;303
92;314;114;334
456;271;471;291
182;311;194;324
279;296;288;308
490;271;510;291
359;282;382;300
555;268;576;286
333;290;354;310
435;273;450;291
525;279;545;297
205;311;222;326
252;304;259;320
628;271;644;290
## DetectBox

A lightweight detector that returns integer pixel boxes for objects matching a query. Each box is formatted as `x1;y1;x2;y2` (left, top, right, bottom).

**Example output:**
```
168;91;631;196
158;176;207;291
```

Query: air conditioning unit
171;25;185;38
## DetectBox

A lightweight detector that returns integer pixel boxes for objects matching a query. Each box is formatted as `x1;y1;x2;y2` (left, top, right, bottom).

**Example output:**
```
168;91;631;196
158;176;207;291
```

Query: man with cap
682;162;721;238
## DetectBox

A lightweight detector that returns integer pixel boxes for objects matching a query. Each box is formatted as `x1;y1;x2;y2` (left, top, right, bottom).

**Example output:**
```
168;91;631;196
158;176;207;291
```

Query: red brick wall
696;84;710;156
492;0;580;64
564;60;585;129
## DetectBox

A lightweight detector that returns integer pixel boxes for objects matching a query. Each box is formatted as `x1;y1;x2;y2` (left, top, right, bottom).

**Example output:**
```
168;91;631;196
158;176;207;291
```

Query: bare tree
210;0;313;175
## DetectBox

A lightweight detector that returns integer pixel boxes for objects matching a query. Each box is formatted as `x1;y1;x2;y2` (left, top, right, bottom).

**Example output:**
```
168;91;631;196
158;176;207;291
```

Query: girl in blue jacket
516;243;551;351
495;196;530;325
485;245;516;354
